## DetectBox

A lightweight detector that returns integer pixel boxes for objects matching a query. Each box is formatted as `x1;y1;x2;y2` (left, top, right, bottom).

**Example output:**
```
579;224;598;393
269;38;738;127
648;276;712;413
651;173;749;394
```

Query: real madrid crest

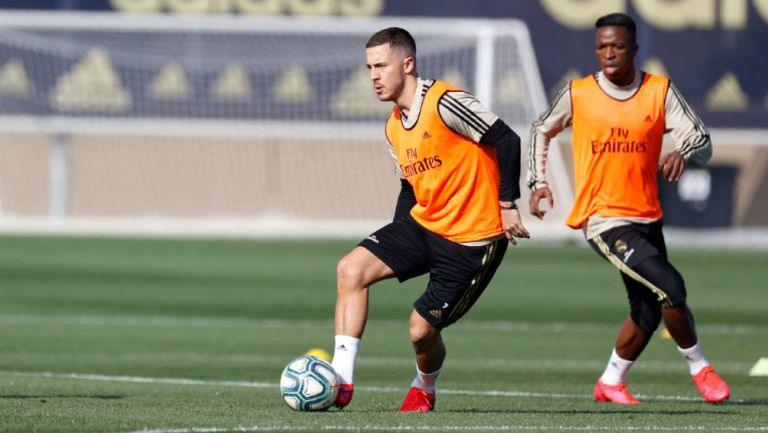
614;239;628;253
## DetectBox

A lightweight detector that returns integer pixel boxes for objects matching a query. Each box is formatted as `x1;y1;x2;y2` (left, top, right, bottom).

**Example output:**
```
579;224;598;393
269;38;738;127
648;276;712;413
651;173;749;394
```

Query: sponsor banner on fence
0;0;766;127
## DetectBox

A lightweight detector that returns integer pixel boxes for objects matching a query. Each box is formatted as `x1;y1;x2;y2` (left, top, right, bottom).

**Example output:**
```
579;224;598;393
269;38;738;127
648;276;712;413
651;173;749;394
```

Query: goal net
0;12;574;239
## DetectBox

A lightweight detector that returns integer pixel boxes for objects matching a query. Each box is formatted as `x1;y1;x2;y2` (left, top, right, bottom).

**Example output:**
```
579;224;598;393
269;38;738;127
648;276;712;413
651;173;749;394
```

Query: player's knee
409;313;439;345
409;324;430;345
336;255;365;292
657;268;687;307
631;304;662;333
635;257;688;307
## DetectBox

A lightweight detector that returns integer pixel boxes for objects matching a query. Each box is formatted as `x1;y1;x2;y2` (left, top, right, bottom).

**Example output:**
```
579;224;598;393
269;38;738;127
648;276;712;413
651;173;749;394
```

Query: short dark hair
595;13;637;45
366;27;416;58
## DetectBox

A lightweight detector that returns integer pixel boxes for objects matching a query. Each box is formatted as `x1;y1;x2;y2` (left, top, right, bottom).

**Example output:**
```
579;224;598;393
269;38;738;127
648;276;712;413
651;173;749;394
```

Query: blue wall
1;0;766;127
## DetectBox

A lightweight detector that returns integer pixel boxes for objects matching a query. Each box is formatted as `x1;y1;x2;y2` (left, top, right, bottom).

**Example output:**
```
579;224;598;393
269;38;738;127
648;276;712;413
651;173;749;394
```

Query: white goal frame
0;11;576;239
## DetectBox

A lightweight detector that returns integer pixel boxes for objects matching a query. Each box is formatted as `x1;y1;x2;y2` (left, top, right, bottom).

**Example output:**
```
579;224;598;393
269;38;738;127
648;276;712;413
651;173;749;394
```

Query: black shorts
588;220;687;316
588;220;667;269
359;215;508;328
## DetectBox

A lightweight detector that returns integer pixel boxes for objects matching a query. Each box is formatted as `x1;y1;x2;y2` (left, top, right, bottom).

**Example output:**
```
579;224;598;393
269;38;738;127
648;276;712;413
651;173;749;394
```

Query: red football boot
593;379;640;404
334;383;354;408
399;386;435;412
692;366;730;403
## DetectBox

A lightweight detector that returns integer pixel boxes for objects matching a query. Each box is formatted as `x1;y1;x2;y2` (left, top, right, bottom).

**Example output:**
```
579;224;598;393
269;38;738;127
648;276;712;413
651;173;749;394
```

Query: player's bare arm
500;206;530;245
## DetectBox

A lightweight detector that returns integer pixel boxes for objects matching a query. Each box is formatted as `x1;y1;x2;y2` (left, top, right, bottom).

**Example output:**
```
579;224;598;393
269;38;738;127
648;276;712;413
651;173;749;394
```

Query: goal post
0;11;575;239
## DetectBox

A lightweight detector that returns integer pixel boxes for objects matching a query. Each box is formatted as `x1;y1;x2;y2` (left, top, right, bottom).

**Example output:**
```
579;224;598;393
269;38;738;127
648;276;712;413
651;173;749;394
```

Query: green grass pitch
0;235;766;432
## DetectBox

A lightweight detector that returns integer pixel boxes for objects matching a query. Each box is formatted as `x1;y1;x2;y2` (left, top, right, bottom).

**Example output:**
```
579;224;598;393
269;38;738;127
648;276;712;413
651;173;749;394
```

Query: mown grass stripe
0;353;752;374
89;424;768;433
4;370;760;404
1;314;765;335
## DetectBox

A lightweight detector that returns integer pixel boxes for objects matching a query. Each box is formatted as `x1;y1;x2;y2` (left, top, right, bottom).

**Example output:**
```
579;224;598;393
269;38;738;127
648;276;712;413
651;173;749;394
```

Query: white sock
678;342;709;375
410;366;440;393
600;348;635;385
331;335;360;385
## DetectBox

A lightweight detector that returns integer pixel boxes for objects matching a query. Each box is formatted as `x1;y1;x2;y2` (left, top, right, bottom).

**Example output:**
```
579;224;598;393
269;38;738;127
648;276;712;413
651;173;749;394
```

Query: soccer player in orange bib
528;13;729;404
331;27;529;411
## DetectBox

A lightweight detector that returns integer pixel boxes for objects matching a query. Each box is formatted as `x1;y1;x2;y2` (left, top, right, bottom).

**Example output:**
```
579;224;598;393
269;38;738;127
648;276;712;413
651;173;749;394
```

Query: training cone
749;358;768;377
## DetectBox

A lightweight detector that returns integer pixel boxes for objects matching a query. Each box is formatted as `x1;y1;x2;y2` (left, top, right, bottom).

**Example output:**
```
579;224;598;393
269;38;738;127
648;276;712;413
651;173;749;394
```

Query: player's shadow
0;394;124;400
445;408;734;415
719;399;768;406
639;398;768;407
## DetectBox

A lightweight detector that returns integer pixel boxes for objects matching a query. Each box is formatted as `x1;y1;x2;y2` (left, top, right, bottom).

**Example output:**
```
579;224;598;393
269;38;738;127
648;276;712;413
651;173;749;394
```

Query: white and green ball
279;355;339;411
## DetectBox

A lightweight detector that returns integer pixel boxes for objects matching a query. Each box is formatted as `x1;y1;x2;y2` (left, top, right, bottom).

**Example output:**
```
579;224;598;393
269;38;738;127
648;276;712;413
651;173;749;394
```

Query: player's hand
660;150;686;181
501;208;530;246
528;187;554;220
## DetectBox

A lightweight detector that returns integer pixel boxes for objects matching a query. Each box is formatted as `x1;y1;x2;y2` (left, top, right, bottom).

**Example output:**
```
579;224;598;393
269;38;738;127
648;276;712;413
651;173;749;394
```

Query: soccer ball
280;355;339;411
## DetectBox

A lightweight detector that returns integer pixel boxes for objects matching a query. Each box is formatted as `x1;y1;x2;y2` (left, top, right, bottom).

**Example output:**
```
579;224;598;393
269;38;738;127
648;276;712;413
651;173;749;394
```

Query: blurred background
0;0;765;245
